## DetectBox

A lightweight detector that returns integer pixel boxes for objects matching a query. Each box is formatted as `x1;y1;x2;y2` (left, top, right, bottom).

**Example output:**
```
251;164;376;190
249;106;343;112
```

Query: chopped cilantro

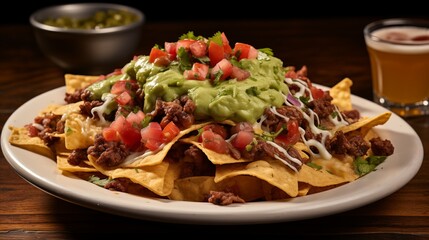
306;162;322;170
353;155;387;176
208;31;223;46
177;47;192;71
259;48;274;56
88;175;112;187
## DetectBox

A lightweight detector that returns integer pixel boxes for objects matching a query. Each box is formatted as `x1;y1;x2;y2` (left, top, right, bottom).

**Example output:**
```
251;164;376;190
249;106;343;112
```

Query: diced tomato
201;124;228;139
162;121;180;143
111;80;138;95
208;41;224;67
233;42;258;60
193;63;209;78
190;40;207;58
183;70;199;80
115;91;132;105
176;39;196;52
119;123;142;150
184;62;209;80
102;127;119;141
247;46;258;59
210;58;232;80
126;110;145;128
149;47;168;63
275;120;301;146
221;32;232;55
110;80;128;94
231;131;254;150
164;42;177;60
140;122;164;151
230;66;250;81
200;130;228;154
310;86;325;100
107;115;142;150
110;115;141;149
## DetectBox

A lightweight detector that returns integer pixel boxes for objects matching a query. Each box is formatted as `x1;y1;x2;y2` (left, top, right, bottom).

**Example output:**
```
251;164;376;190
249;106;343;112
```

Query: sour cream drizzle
254;77;351;171
120;143;166;166
266;141;301;172
90;93;116;126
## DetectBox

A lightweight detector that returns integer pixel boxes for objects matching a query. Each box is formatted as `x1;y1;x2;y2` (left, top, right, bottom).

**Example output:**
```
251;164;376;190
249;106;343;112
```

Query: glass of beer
364;18;429;117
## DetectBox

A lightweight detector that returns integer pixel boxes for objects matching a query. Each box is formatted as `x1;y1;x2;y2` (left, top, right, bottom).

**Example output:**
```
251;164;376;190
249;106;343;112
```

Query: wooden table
1;18;428;239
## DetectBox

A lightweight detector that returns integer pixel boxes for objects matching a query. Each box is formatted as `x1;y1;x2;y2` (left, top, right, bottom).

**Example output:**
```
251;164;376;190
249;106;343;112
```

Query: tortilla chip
339;112;391;136
64;74;100;94
298;183;312;196
8;126;54;159
38;104;64;116
181;137;252;165
51;101;82;116
298;164;350;187
311;155;359;181
122;122;210;167
329;78;353;111
215;159;299;197
169;175;264;202
88;155;181;196
64;112;103;150
57;154;98;172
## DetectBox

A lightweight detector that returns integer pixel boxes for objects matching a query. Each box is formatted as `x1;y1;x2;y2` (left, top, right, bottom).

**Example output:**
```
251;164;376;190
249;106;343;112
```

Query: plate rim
1;85;424;225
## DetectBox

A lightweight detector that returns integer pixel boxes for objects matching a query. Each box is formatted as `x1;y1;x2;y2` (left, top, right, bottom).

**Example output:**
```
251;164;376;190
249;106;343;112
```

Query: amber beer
364;19;429;117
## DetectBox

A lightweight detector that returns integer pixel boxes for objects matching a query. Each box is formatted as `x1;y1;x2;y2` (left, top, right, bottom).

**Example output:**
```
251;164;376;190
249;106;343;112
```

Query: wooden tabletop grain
1;17;428;239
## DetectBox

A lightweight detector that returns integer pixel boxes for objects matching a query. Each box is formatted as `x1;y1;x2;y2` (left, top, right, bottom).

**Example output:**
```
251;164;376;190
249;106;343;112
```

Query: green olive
42;10;139;29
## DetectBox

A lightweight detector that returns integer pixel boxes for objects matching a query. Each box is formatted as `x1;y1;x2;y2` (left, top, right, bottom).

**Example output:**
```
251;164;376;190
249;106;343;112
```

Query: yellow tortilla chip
57;154;98;172
339;112;391;136
8;126;54;159
329;78;353;111
181;137;252;165
123;122;210;167
52;101;82;116
311;155;359;181
298;164;350;187
169;175;264;202
64;112;103;150
215;159;299;197
38;104;64;116
298;183;312;196
64;74;100;94
88;155;181;196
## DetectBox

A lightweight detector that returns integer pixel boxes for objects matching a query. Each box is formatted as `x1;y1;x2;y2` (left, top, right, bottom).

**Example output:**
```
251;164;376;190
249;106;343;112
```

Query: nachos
8;31;394;205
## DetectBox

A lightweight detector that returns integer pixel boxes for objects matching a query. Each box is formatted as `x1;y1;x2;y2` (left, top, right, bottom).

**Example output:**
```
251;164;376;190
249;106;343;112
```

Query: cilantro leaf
353;155;387;176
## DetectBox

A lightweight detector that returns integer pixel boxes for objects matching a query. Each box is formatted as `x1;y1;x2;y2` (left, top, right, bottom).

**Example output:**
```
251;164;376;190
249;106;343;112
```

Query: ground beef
33;113;63;146
370;137;394;156
79;100;103;118
67;148;88;165
180;145;215;177
87;134;130;168
207;191;245;205
105;178;129;192
308;93;335;119
64;88;85;104
327;131;370;157
149;96;196;129
342;109;360;123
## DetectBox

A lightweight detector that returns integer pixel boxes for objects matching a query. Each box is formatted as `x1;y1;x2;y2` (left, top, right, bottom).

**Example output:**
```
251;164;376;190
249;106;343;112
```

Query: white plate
1;86;423;225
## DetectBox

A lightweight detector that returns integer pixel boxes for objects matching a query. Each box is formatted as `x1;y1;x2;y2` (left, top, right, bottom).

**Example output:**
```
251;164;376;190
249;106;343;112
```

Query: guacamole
86;32;289;123
122;54;288;123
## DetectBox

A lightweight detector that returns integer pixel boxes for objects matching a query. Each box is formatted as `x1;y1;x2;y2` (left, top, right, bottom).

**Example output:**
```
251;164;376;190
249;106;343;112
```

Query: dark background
2;0;428;24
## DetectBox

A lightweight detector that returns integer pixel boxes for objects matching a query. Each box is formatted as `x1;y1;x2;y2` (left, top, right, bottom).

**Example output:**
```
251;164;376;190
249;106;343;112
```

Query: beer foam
365;26;429;54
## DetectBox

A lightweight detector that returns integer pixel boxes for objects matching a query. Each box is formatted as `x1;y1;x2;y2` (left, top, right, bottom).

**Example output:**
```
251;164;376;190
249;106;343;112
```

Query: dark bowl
30;3;144;75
